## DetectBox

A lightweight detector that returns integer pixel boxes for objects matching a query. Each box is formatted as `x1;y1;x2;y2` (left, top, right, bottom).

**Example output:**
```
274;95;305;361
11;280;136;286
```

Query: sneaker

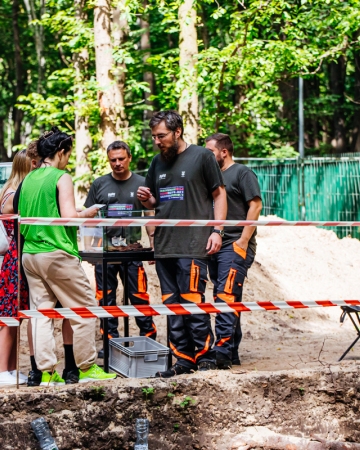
62;368;79;385
97;348;104;359
10;370;28;381
79;364;116;383
40;371;65;386
232;358;241;366
27;370;42;387
0;370;26;385
198;361;217;371
216;352;232;370
155;364;194;378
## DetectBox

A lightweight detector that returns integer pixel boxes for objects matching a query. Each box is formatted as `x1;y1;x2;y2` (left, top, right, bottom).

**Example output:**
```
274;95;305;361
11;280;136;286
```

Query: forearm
140;196;156;209
213;186;227;229
238;202;262;244
145;225;155;248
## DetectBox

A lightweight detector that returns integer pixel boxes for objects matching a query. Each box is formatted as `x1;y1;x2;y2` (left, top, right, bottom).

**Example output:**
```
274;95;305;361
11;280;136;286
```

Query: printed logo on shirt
108;193;115;198
159;186;184;202
130;192;134;197
159;174;166;180
108;203;133;217
181;171;185;178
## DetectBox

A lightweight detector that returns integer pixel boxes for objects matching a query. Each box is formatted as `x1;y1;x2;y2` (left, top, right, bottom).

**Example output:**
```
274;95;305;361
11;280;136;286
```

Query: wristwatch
212;229;224;238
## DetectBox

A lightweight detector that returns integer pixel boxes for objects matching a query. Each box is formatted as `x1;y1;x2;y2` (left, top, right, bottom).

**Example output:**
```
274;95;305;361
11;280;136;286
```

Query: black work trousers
95;262;156;339
208;242;255;361
156;258;215;370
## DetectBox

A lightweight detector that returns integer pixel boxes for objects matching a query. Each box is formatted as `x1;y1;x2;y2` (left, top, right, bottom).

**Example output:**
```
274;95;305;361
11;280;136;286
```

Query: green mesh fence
237;155;360;239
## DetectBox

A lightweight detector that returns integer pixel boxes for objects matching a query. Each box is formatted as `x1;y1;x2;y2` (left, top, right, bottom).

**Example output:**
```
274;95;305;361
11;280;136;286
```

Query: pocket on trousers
137;266;148;293
189;260;207;293
233;242;247;259
224;267;243;296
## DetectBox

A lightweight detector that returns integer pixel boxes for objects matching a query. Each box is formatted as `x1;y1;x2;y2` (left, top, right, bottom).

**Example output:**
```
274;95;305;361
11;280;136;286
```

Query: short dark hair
149;111;184;138
107;141;131;157
37;126;73;161
205;133;234;155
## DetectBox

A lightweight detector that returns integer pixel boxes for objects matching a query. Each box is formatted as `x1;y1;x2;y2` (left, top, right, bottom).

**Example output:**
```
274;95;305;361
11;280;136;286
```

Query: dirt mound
0;367;359;449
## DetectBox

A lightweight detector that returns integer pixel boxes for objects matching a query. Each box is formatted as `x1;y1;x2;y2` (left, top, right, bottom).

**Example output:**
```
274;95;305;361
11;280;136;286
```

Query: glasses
151;131;172;141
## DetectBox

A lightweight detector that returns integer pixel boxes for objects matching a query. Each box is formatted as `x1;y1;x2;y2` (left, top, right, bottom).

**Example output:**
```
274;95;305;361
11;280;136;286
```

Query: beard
160;140;179;163
217;157;225;169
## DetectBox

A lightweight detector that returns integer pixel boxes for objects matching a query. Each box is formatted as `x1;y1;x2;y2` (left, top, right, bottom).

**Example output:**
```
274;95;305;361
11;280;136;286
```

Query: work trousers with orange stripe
95;262;156;339
208;242;255;361
156;258;215;370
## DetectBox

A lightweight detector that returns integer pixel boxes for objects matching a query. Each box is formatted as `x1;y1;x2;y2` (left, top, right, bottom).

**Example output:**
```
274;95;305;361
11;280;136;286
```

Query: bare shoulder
57;172;72;185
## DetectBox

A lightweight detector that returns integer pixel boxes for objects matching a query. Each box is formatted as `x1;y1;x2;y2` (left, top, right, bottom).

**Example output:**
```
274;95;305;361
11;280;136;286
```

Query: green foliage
1;0;360;166
89;385;106;401
177;395;196;408
142;386;155;401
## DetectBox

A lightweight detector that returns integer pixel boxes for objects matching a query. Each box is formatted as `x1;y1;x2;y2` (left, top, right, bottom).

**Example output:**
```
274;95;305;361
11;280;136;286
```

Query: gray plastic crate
109;336;169;378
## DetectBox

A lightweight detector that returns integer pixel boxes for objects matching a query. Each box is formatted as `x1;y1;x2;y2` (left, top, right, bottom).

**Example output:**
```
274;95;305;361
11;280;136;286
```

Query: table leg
123;262;129;340
338;311;360;361
103;258;109;372
167;316;172;368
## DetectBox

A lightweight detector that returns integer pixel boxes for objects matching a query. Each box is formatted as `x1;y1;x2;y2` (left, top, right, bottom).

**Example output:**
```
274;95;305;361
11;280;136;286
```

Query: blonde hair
0;150;31;205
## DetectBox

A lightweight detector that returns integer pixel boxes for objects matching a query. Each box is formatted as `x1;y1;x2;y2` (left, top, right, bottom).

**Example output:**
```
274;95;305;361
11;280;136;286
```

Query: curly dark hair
37;126;73;162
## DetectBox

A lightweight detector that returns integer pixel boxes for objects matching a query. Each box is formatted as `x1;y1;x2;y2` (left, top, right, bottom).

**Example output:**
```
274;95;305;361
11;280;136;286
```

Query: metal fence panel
236;156;360;239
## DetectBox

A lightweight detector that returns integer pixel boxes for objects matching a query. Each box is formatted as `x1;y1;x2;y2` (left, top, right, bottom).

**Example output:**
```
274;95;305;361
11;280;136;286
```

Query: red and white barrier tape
14;299;360;321
0;318;20;327
1;299;358;326
0;214;18;221
1;216;360;226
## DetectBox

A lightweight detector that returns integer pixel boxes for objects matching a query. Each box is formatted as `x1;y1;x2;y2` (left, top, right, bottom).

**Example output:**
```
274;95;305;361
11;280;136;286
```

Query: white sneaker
9;370;28;381
0;371;26;385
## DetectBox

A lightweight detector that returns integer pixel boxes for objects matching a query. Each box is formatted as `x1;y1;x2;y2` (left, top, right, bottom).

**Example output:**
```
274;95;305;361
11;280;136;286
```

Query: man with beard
205;133;262;369
137;110;227;378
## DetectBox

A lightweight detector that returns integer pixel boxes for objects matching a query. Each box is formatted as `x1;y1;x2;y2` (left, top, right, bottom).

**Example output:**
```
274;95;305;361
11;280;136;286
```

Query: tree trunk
350;43;360;152
0;118;10;162
178;0;198;144
112;1;129;138
73;0;92;204
140;0;154;151
94;0;126;149
198;5;210;50
23;0;45;93
329;56;347;153
12;0;24;147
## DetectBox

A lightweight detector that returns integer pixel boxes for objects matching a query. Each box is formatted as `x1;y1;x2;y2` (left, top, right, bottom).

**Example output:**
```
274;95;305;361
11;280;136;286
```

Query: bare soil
2;220;360;448
0;367;359;449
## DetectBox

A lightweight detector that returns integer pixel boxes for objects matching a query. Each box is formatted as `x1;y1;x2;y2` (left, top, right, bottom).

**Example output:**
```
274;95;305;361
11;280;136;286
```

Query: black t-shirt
222;163;261;253
84;172;145;245
145;145;224;259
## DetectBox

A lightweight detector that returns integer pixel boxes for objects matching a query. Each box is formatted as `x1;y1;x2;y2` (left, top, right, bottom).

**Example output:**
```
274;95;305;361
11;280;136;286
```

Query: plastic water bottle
134;418;149;450
31;417;59;450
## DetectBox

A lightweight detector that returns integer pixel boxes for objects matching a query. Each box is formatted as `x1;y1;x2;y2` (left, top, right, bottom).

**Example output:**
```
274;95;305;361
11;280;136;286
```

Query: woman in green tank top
19;127;116;386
